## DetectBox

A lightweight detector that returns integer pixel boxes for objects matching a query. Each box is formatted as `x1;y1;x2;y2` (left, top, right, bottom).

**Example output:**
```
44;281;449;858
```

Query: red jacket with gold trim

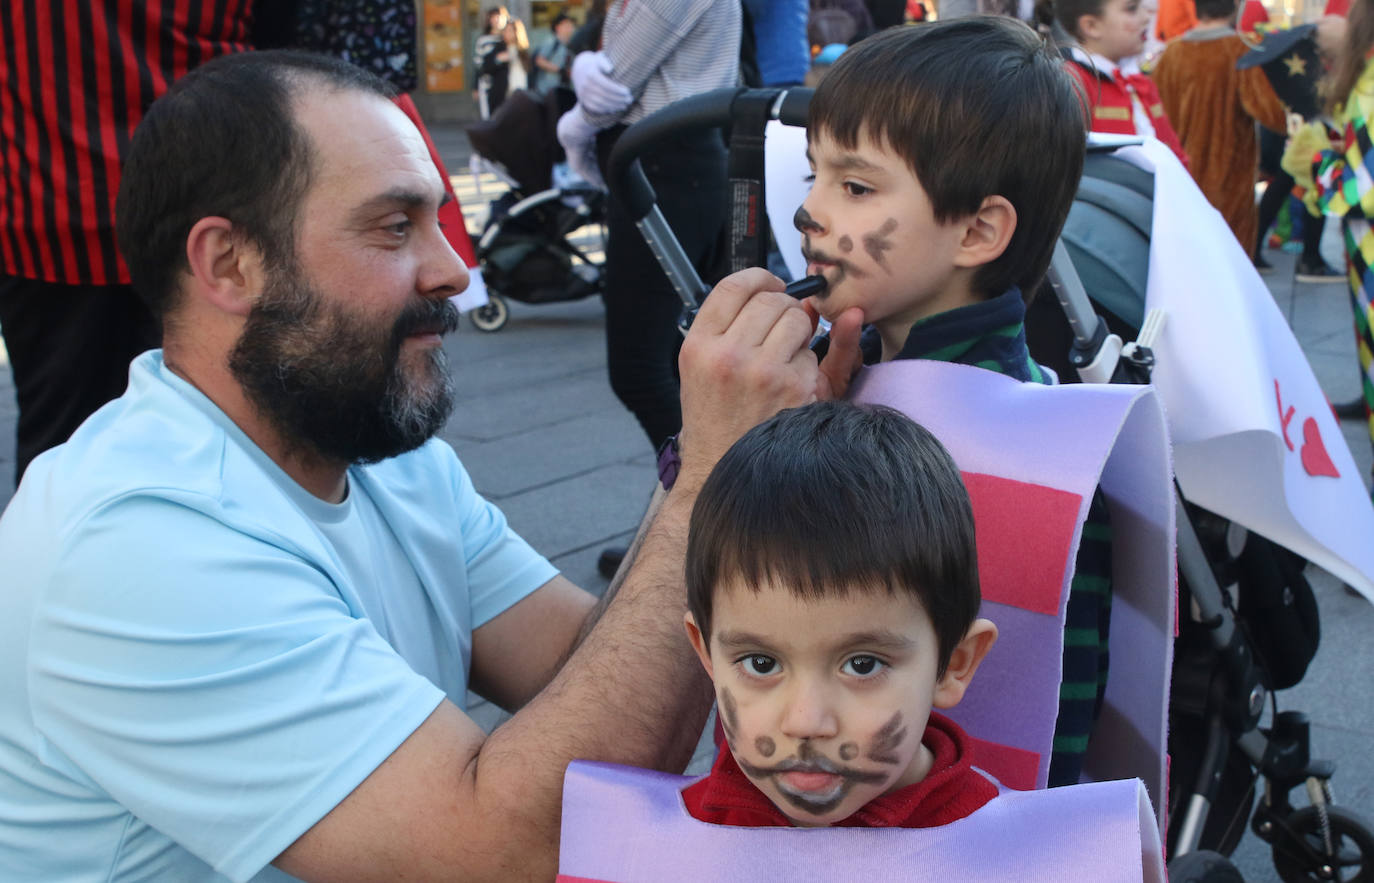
1065;59;1190;168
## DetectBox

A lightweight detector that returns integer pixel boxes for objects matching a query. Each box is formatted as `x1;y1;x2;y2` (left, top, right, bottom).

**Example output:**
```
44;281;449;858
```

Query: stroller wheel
1168;850;1245;883
1273;805;1374;882
469;295;509;333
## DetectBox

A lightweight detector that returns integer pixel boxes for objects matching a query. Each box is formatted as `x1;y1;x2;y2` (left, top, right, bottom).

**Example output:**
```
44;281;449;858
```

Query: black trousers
0;276;160;485
596;125;728;452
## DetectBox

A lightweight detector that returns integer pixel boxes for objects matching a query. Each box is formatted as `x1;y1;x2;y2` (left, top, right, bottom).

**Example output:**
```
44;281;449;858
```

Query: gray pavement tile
549;528;636;597
450;411;650;500
442;369;628;442
492;460;657;561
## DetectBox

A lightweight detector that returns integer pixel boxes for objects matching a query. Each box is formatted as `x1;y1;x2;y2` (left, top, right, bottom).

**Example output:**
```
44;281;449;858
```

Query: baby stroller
606;86;1374;882
463;87;606;332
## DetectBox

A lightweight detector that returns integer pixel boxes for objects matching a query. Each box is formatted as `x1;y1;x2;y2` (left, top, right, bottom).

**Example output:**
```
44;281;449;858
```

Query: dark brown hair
808;18;1086;301
1053;0;1108;40
685;402;980;675
1326;0;1374;115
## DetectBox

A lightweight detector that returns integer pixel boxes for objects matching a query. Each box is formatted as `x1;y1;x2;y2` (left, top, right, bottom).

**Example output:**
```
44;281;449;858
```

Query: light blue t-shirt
0;351;558;882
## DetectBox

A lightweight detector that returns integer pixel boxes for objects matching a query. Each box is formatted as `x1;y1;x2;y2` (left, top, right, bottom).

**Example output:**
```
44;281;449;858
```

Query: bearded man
0;51;862;881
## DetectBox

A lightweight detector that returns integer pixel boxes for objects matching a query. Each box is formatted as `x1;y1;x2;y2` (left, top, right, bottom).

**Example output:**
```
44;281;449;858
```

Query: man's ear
932;618;998;709
953;195;1016;271
683;612;714;679
184;216;263;317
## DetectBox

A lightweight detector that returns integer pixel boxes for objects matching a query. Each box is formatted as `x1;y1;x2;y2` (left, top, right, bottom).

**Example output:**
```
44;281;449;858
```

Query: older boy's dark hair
685;401;980;674
115;50;397;319
808;18;1086;301
1053;0;1108;40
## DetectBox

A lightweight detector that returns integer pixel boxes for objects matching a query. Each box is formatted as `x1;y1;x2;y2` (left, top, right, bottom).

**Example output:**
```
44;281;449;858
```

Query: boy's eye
742;654;779;676
842;655;885;677
842;181;872;197
803;173;816;184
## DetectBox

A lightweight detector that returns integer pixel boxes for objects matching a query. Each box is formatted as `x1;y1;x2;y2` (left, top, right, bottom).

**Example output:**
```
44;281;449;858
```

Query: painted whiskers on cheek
862;218;898;274
719;688;741;752
865;711;907;765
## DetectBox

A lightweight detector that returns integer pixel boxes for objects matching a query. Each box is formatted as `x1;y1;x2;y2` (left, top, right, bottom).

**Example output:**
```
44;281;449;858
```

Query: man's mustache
393;297;460;340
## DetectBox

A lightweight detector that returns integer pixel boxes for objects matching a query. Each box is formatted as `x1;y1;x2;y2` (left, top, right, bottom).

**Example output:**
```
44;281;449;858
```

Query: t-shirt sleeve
445;453;559;628
28;495;446;883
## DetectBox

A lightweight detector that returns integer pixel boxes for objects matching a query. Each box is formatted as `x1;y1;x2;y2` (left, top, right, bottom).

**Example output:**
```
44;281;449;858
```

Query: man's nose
419;222;471;299
779;679;839;741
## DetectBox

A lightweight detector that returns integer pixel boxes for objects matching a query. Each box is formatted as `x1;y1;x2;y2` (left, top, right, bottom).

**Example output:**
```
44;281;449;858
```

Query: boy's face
686;578;965;827
797;130;974;349
1082;0;1149;62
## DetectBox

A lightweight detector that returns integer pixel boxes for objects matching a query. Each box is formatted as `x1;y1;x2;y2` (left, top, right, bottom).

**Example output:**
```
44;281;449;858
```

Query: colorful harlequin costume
1284;60;1374;479
1063;51;1189;169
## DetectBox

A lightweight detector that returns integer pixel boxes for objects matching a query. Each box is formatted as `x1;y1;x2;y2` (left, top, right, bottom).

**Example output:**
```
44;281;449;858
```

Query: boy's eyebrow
807;148;886;175
713;629;916;653
715;629;775;651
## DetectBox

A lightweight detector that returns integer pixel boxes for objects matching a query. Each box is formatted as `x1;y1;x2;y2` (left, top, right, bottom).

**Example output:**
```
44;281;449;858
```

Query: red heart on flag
1300;417;1340;478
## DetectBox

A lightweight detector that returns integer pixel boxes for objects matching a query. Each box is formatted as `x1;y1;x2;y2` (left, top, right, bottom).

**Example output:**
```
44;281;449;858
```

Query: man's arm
274;269;861;882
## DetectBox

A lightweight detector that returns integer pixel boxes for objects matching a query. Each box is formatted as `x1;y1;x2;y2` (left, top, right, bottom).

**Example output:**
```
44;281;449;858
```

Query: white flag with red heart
1121;138;1374;601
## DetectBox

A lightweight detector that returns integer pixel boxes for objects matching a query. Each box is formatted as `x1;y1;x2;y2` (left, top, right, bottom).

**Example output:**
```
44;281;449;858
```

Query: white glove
570;51;633;116
557;106;607;191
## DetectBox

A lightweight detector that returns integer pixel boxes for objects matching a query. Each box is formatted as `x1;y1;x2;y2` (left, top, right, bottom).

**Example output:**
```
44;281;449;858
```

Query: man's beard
228;265;459;466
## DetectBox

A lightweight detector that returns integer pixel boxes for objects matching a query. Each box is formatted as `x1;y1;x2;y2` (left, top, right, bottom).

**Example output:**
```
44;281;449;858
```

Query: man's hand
570;51;633;116
808;302;865;403
677;268;826;488
556;107;606;190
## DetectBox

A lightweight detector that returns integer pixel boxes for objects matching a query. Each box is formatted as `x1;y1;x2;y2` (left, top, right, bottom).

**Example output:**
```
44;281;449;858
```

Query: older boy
795;18;1107;787
681;402;1000;826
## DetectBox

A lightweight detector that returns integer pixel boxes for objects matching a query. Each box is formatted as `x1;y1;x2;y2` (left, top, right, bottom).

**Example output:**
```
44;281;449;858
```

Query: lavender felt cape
852;362;1175;822
557;762;1164;883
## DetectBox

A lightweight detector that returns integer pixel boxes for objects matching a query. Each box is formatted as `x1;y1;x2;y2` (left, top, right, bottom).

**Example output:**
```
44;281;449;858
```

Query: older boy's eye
842;655;885;677
742;655;778;676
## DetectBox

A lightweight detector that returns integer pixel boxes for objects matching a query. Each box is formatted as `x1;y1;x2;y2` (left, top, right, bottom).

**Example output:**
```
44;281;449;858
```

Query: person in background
0;3;251;491
1055;0;1189;167
532;12;576;97
1152;0;1288;260
474;6;510;118
500;17;532;98
744;0;810;87
1285;8;1374;458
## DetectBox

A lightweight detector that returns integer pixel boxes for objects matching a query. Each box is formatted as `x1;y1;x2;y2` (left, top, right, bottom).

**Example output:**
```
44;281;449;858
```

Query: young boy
681;401;1000;827
796;17;1109;787
1054;0;1189;166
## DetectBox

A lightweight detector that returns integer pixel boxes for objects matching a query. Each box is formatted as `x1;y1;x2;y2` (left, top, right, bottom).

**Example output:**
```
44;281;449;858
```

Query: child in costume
681;401;1000;827
1054;0;1189;166
794;18;1108;787
1151;0;1287;259
1284;5;1374;476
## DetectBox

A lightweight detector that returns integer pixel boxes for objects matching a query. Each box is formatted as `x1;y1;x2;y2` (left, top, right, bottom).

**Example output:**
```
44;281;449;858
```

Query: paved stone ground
0;122;1369;876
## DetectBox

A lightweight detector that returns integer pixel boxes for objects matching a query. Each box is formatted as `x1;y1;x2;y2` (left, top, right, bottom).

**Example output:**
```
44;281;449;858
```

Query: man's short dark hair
1193;0;1237;22
1053;0;1109;40
115;50;397;318
808;18;1086;301
685;401;980;674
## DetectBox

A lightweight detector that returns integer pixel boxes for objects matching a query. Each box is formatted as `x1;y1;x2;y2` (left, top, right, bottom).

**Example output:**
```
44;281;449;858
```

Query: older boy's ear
1076;13;1103;42
932;618;998;709
184;216;264;317
683;612;715;678
952;196;1016;270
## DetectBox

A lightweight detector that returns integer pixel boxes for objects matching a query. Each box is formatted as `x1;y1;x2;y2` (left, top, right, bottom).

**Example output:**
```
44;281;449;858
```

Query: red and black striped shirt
1;1;252;286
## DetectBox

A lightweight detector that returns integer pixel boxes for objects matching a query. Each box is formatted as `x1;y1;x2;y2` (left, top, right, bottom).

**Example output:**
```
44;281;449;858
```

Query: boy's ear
932;618;998;709
184;216;264;318
683;612;715;679
952;195;1016;271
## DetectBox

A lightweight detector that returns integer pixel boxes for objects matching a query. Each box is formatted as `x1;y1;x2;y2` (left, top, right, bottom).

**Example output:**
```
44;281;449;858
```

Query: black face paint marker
784;275;828;300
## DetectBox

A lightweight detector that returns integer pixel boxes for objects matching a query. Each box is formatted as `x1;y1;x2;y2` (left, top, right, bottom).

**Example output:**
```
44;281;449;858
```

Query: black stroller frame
607;86;1374;882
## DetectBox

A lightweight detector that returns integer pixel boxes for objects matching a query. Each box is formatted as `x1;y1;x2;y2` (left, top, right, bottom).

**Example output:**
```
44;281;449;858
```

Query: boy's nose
778;682;839;742
793;202;824;235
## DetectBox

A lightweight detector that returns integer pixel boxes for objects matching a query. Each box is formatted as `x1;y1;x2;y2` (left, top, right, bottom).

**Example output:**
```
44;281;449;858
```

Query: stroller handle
607;87;812;223
607;87;813;317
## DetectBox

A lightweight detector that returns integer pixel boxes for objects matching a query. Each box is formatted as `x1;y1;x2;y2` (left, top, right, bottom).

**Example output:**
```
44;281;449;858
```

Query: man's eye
743;655;778;676
842;655;885;677
384;219;412;236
